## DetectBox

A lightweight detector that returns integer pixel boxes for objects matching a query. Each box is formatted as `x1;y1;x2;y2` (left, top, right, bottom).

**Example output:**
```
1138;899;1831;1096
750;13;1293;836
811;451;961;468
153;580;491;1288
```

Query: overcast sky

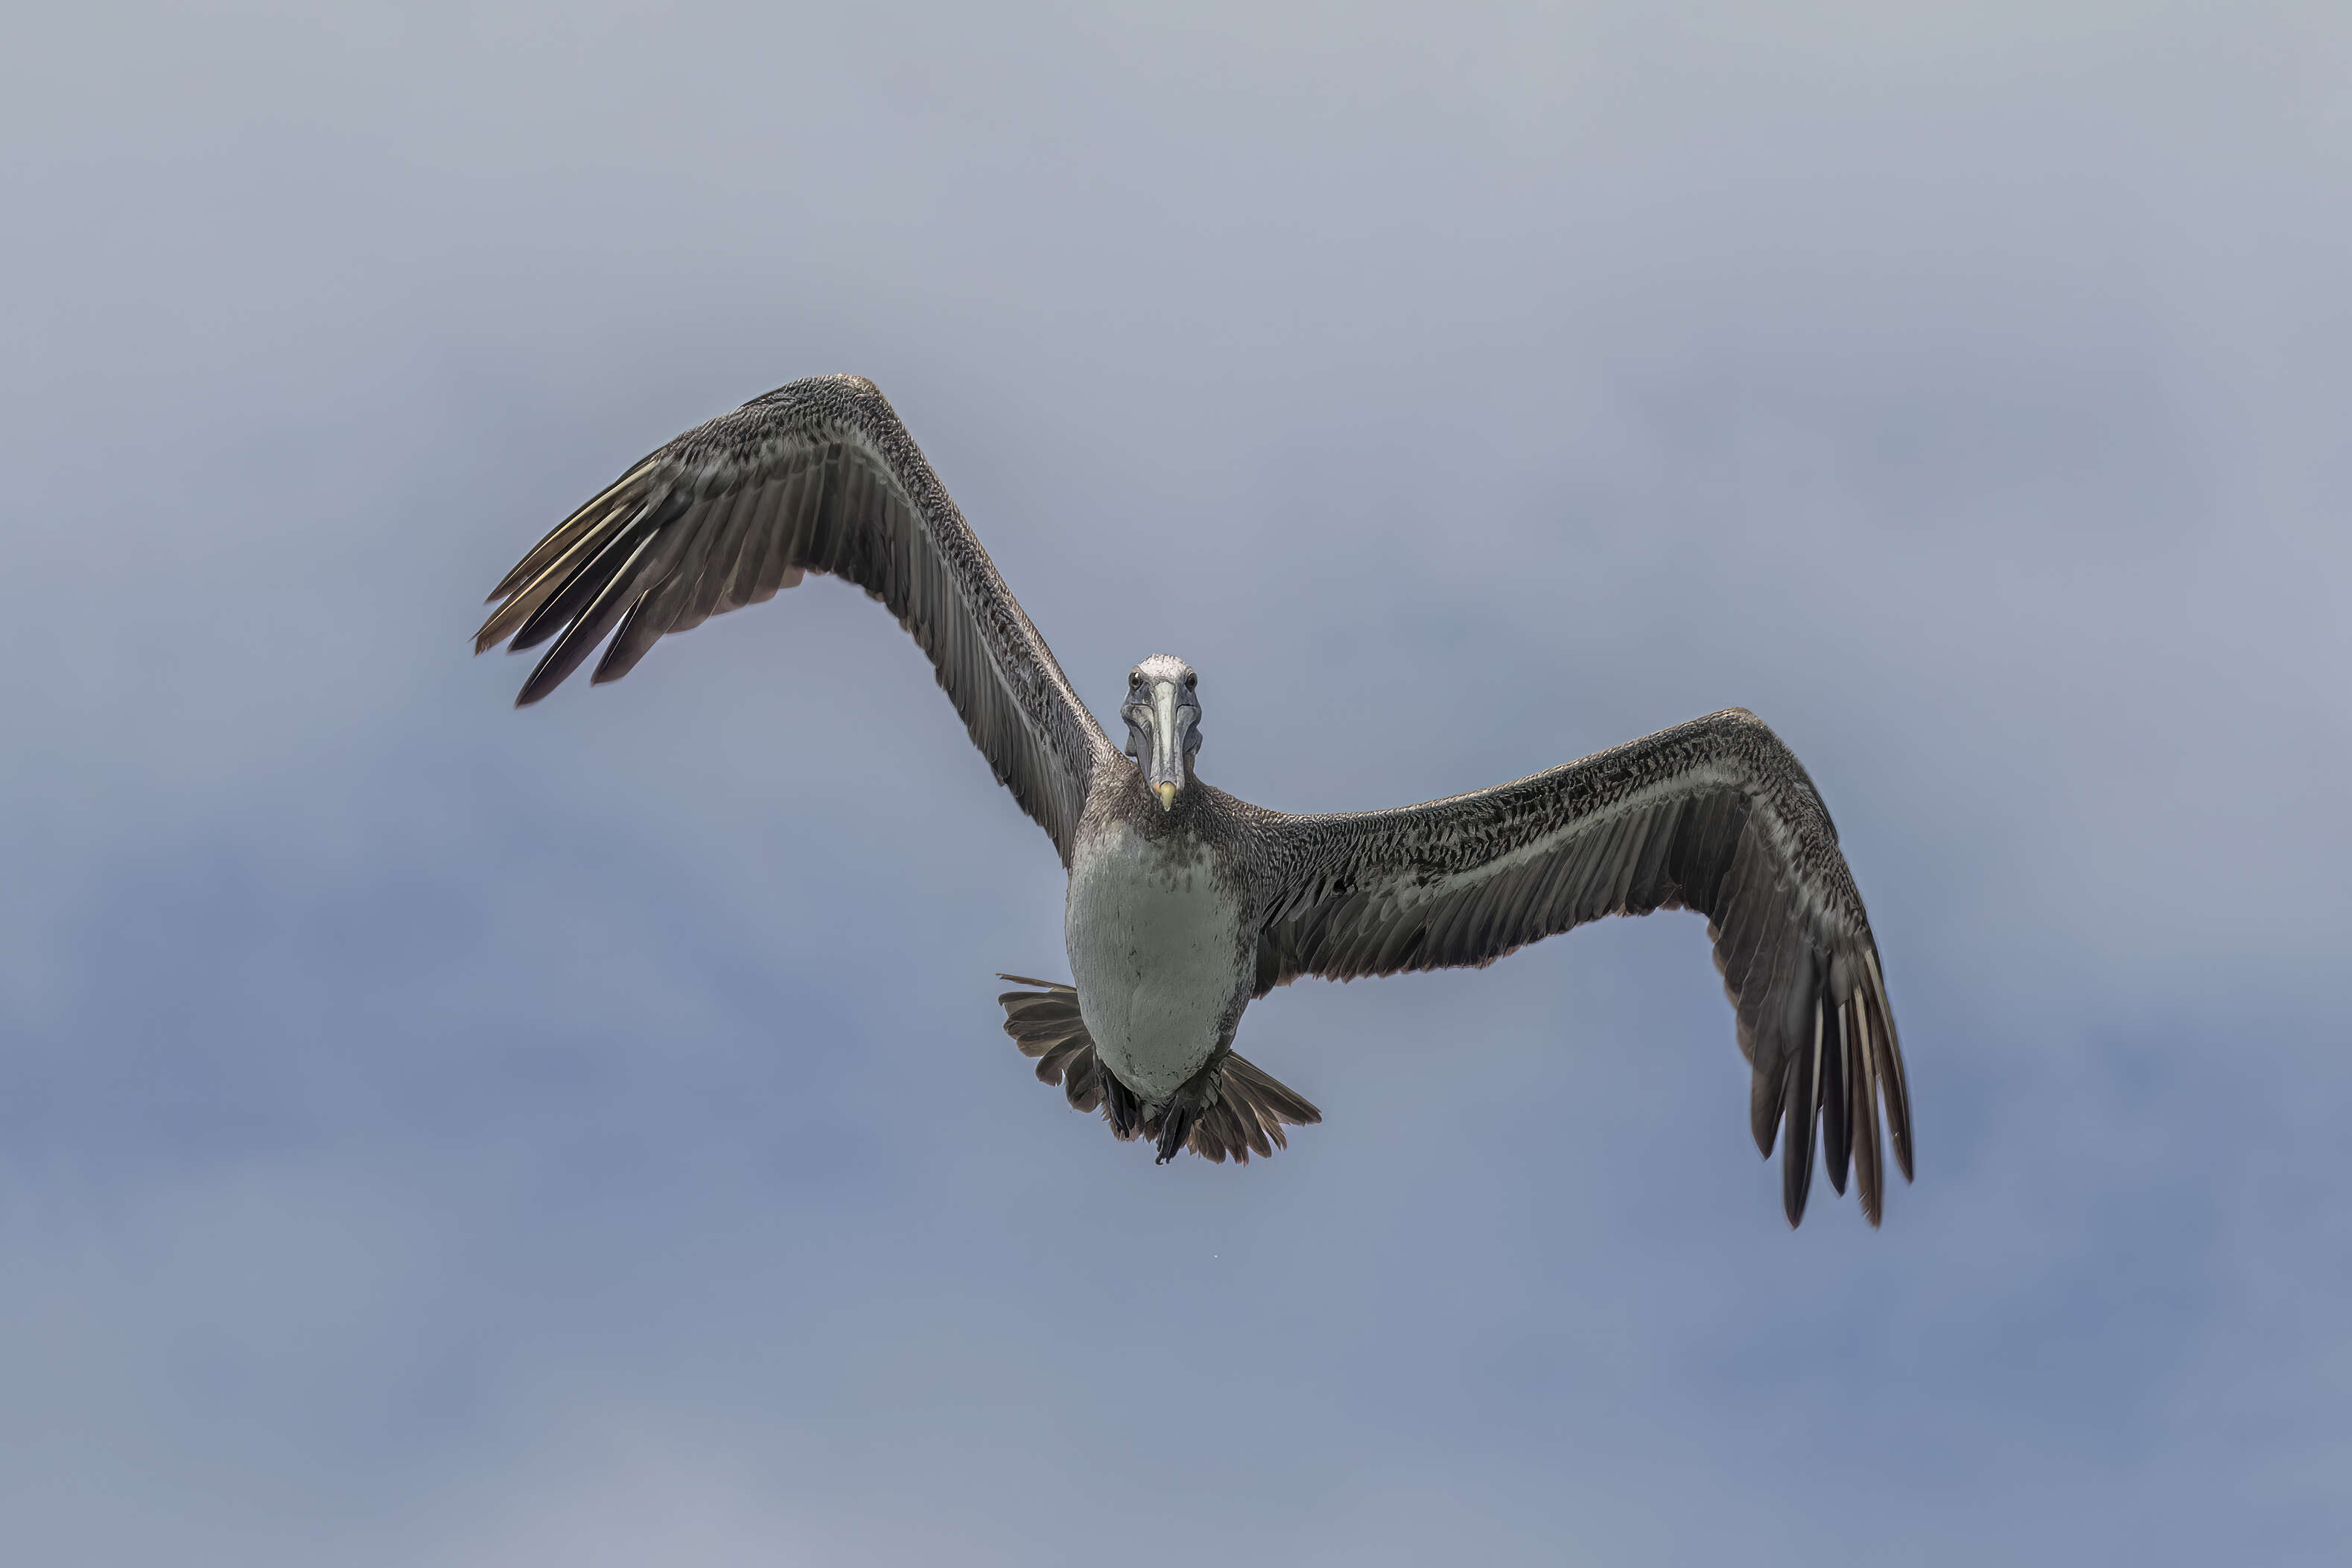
4;4;2348;1564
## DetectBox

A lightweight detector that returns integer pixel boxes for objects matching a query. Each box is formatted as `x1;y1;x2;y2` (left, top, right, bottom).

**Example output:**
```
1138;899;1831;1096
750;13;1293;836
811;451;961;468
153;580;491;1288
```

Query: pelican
477;375;1913;1226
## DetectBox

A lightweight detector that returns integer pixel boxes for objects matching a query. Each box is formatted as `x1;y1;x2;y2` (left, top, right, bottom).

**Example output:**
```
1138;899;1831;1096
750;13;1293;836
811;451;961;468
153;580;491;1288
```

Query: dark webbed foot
1103;1073;1145;1142
1153;1100;1198;1164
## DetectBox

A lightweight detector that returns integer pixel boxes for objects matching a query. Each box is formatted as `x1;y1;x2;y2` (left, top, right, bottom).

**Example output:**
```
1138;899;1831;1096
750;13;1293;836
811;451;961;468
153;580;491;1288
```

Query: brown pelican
476;375;1913;1226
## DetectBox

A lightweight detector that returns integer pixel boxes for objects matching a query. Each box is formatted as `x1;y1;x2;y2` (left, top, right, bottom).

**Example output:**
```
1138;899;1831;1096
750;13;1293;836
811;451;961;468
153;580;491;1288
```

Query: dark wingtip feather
591;590;664;685
512;535;662;704
486;456;665;605
1750;1065;1780;1161
1858;951;1914;1184
1820;994;1852;1199
1780;1044;1819;1228
1884;1047;1916;1185
514;625;596;706
1846;997;1885;1226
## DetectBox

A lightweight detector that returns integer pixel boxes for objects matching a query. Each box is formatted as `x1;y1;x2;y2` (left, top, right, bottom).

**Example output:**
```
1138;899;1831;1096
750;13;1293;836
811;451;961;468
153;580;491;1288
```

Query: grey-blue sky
4;3;2348;1562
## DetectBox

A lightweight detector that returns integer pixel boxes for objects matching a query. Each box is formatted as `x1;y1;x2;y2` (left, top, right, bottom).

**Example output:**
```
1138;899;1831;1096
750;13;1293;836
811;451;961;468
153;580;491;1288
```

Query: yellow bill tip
1156;782;1177;811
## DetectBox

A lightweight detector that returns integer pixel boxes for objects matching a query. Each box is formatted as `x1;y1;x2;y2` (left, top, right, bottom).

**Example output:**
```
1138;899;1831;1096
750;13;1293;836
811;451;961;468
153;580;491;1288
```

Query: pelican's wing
1247;708;1910;1226
476;375;1113;863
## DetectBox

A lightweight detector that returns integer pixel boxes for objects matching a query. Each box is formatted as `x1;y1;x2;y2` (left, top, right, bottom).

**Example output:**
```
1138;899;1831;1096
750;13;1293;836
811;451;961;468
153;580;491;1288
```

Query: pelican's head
1121;654;1201;812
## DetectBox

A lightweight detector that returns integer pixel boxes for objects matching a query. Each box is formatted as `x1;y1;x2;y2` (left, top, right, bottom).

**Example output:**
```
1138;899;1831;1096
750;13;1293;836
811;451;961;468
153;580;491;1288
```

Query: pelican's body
477;374;1914;1225
1066;800;1247;1106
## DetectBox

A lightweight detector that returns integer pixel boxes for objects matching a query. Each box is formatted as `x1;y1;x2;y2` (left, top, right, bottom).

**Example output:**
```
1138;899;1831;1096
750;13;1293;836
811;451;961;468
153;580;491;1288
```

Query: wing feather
1245;707;1909;1227
1822;987;1852;1198
1847;1002;1884;1223
477;375;1111;862
518;532;661;704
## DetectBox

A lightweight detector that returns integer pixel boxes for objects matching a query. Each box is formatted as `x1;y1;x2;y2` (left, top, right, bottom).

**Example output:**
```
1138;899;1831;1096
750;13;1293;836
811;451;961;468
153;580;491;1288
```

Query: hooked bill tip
1156;782;1177;811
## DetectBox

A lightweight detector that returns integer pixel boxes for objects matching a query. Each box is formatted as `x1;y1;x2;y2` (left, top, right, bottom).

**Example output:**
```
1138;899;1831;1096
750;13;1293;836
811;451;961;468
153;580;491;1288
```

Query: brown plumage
1240;709;1911;1223
477;375;1105;863
478;373;1913;1227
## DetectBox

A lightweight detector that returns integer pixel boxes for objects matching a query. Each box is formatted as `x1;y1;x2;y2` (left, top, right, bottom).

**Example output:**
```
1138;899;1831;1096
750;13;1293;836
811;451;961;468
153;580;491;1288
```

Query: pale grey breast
1064;820;1247;1105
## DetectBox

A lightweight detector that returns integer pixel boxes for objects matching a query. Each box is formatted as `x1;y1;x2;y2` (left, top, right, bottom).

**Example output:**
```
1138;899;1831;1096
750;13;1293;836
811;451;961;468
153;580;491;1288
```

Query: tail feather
999;977;1137;1128
1186;1053;1321;1164
995;975;1320;1164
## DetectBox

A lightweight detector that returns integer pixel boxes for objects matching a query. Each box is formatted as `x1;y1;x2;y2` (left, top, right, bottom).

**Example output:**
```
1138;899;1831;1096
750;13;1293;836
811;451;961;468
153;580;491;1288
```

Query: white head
1121;654;1202;812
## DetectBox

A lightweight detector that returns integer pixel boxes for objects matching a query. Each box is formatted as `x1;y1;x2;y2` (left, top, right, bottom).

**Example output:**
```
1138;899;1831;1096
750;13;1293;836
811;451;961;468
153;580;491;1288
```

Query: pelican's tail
994;976;1321;1164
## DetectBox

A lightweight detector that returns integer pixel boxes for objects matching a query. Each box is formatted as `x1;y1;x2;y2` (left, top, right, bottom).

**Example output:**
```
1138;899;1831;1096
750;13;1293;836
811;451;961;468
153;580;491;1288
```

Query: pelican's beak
1147;680;1187;811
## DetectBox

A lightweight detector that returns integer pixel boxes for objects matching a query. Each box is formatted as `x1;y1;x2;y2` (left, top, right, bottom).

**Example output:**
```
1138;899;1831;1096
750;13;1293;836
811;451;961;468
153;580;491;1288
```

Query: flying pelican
476;375;1912;1226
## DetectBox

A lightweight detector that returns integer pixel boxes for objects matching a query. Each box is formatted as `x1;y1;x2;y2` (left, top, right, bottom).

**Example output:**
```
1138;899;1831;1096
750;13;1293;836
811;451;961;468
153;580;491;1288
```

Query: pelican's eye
1182;672;1196;692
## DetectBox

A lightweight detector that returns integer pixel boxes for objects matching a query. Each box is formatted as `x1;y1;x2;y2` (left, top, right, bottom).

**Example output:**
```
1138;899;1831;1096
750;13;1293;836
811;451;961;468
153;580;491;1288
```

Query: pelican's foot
1153;1099;1197;1164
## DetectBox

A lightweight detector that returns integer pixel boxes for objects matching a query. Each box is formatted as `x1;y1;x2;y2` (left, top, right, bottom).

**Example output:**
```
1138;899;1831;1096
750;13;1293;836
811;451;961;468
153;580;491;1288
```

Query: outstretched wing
1247;708;1910;1226
476;375;1113;864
